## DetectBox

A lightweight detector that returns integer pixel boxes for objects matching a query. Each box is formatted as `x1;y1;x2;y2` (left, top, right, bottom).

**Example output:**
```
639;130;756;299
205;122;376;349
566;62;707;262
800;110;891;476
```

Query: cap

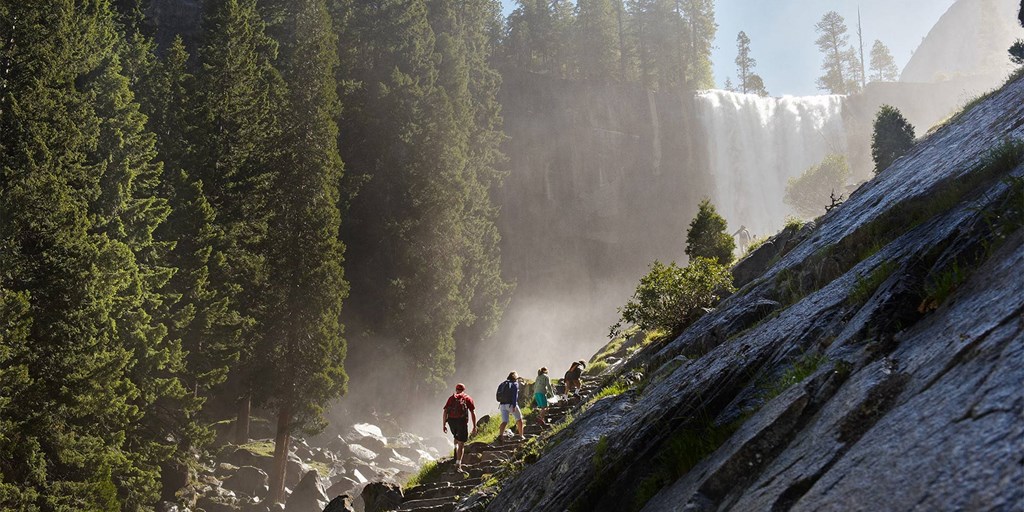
455;383;465;392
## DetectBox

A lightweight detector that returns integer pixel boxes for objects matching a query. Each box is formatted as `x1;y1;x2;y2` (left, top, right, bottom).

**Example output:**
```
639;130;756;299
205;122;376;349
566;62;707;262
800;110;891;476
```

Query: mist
331;0;1023;445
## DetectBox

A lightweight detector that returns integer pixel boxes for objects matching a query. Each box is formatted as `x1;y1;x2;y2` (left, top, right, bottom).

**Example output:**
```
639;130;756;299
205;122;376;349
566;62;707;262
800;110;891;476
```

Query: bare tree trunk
269;404;293;504
234;396;250;445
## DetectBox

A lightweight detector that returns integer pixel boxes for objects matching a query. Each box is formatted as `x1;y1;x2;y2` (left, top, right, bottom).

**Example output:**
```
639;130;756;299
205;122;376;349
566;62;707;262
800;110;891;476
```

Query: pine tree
0;1;181;507
577;0;620;80
258;0;348;501
871;105;915;174
193;0;287;443
814;11;860;94
679;0;716;89
723;76;735;91
869;40;899;82
735;31;767;95
336;0;511;399
685;199;735;265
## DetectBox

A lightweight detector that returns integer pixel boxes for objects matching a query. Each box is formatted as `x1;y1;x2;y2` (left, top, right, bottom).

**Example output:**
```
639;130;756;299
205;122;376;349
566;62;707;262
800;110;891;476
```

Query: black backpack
496;380;516;404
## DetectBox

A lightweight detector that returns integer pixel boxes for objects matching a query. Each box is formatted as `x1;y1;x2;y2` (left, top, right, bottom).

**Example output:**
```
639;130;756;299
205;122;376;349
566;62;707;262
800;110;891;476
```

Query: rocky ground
159;421;447;512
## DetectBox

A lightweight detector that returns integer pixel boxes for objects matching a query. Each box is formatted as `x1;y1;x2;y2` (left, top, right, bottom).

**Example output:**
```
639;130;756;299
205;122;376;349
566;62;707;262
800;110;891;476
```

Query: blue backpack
496;380;516;404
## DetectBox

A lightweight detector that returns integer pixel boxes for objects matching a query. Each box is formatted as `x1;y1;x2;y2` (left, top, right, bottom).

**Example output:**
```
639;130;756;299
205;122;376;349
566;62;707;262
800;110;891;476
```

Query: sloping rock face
476;76;1024;512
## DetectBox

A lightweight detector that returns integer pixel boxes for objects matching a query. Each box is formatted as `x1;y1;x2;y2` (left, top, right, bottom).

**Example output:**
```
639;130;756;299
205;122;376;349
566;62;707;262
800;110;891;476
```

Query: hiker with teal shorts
533;367;553;426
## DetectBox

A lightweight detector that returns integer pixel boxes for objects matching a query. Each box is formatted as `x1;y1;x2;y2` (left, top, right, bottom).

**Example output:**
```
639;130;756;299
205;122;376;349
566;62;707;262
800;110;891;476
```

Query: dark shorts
447;418;469;443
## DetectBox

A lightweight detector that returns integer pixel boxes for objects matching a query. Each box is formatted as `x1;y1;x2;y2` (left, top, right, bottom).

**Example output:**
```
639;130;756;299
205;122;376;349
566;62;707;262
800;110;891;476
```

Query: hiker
496;371;525;441
442;383;477;474
564;361;583;397
733;225;752;253
533;367;554;426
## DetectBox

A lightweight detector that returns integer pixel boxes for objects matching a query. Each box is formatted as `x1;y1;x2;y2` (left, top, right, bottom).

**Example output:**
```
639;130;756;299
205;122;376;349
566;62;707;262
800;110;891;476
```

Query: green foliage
686;199;735;265
784;216;806;231
919;261;968;313
848;261;898;306
814;11;862;94
336;0;513;395
614;258;736;337
586;361;610;376
404;460;443;489
591;436;610;469
869;40;899;82
735;31;767;95
631;420;742;511
760;354;829;401
590;379;629;402
784;154;851;218
470;415;503;444
871;105;916;174
1010;40;1024;65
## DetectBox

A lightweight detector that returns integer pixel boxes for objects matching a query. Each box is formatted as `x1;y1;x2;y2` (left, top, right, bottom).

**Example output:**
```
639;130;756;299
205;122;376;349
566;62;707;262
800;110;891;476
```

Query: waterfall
695;90;846;238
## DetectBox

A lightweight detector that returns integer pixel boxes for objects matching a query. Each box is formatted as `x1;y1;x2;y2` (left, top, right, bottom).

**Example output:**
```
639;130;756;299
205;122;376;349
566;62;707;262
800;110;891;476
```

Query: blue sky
498;0;957;96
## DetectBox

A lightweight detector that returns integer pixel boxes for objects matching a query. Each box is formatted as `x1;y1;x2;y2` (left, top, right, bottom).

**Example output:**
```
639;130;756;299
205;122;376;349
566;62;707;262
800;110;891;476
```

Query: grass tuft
760;353;829;402
848;260;897;305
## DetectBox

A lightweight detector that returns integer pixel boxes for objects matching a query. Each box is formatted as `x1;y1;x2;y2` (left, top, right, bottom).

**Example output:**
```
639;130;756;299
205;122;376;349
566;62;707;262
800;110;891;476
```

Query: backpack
446;394;468;419
496;380;516;404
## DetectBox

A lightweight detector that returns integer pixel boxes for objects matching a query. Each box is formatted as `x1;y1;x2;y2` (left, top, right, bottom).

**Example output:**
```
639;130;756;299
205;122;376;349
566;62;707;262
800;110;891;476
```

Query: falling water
695;90;847;238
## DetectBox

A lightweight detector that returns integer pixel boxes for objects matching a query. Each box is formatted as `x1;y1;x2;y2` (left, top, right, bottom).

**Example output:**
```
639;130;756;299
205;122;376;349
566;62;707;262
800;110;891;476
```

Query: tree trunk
234;396;250;445
269;404;292;504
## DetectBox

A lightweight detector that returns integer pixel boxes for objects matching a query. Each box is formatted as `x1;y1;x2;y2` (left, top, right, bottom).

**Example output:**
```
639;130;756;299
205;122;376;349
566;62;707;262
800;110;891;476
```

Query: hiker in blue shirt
496;371;525;442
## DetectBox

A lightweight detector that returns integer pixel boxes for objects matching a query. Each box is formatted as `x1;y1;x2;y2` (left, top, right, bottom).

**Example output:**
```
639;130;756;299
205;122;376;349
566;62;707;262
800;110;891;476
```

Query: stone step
405;482;477;501
399;495;459;510
402;502;455;512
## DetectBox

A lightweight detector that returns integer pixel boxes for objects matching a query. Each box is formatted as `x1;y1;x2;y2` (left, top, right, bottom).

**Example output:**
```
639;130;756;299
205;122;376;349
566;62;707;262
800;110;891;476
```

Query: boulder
359;482;402;512
285;470;328;512
344;443;378;463
223;466;269;499
322;495;356;512
326;435;348;454
345;424;387;445
325;477;358;499
475;415;490;428
390;432;423;449
285;458;306;490
349;469;369;484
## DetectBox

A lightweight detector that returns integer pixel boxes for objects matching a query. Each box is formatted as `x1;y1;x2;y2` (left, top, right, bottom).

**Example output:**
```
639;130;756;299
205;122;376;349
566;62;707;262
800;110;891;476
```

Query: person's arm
442;404;448;433
470;408;478;435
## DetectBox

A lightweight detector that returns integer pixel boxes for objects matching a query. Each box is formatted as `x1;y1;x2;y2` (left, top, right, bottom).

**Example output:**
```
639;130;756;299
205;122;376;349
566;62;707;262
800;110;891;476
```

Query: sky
499;0;959;96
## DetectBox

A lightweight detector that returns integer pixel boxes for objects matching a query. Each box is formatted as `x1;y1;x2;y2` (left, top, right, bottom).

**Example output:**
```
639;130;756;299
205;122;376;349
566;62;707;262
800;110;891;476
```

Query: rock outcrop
460;74;1024;512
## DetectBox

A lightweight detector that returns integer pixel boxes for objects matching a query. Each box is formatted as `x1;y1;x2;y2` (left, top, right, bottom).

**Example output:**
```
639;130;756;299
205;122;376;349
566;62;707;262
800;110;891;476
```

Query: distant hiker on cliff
564;361;583;398
496;371;525;442
442;383;477;475
533;367;554;426
733;225;752;253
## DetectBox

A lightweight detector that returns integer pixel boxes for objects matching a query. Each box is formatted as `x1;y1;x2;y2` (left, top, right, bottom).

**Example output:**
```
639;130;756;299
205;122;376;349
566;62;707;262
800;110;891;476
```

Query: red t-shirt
443;393;476;419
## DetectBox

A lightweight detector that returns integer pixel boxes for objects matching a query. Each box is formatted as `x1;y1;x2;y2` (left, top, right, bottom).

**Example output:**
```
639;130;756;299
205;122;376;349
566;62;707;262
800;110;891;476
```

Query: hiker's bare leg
455;440;464;465
498;421;508;439
516;418;524;436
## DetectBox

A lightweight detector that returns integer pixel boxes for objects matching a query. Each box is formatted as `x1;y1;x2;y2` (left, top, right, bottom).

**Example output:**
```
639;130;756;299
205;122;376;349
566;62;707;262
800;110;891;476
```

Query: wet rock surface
474;76;1024;511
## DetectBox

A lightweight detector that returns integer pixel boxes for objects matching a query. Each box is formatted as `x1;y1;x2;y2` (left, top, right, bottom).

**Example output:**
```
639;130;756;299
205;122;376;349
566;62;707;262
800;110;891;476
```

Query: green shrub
631;420;742;511
589;379;629;403
848;260;897;305
760;353;829;401
1010;40;1024;65
404;459;444;489
686;199;735;265
469;415;502;444
612;258;735;337
871;105;916;173
585;361;609;376
784;154;851;218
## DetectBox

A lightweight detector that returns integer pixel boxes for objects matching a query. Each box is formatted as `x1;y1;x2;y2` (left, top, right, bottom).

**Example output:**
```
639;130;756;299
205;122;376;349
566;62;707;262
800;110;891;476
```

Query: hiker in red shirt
442;383;477;474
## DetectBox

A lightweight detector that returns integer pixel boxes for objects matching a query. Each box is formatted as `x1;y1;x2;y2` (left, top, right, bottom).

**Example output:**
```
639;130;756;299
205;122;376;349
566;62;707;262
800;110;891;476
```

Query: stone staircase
393;384;601;512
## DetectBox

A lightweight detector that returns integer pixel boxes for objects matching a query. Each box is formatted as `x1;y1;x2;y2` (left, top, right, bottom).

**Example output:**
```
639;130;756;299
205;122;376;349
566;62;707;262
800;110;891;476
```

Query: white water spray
695;90;847;237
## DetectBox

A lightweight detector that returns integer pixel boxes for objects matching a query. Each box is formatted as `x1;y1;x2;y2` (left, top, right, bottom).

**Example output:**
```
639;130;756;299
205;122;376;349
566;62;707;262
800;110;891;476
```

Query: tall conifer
0;1;182;507
260;0;348;501
193;0;286;442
